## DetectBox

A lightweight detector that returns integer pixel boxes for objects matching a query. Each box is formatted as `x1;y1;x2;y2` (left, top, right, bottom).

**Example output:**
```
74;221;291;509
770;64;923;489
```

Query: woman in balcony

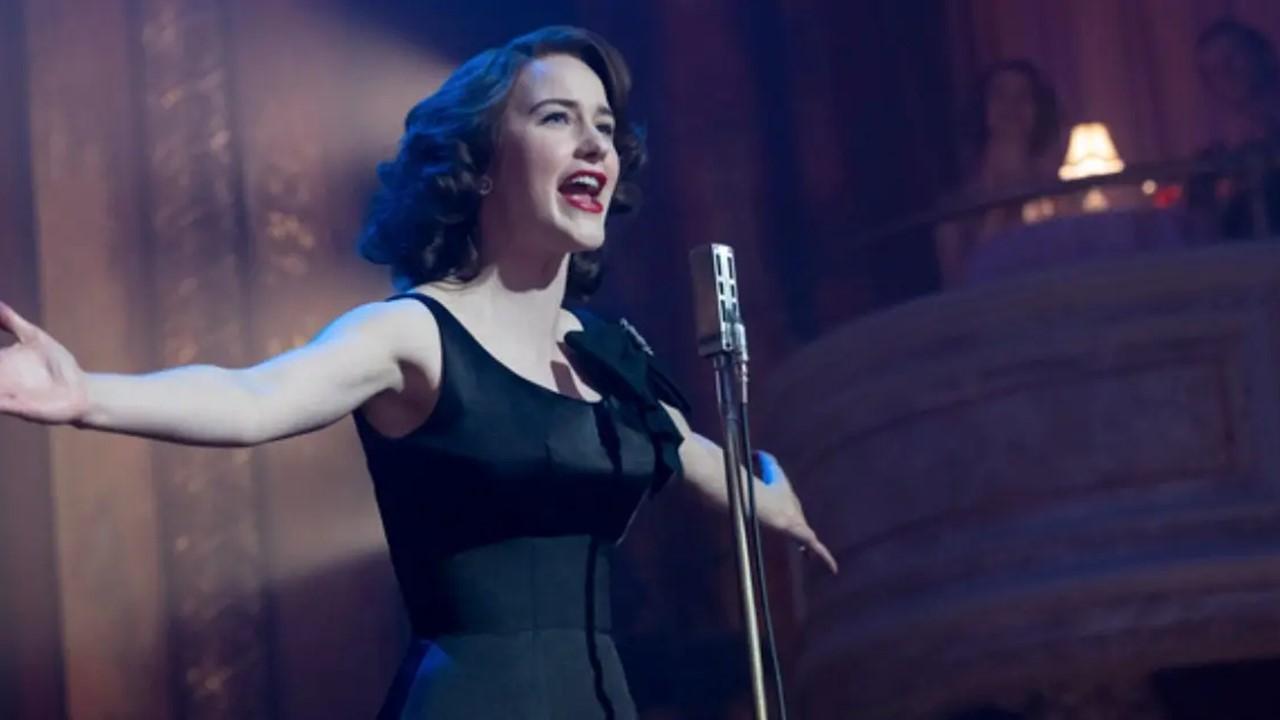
935;60;1063;287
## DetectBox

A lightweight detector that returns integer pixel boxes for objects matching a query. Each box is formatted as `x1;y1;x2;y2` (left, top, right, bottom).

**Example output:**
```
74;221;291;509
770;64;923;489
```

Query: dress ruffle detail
565;312;691;494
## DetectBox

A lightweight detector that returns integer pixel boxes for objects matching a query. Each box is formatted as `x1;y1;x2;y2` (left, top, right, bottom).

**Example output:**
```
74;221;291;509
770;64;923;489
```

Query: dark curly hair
970;60;1061;160
359;26;646;299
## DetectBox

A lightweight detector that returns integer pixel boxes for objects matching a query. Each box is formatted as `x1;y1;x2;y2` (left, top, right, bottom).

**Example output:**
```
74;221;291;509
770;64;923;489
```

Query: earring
478;176;493;196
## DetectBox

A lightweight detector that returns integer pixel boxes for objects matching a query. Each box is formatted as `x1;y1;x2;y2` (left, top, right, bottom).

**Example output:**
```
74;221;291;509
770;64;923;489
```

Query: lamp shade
1059;122;1125;181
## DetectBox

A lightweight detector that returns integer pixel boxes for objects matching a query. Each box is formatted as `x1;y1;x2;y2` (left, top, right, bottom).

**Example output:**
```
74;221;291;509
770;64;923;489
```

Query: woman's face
1199;36;1262;106
985;69;1037;147
481;53;620;259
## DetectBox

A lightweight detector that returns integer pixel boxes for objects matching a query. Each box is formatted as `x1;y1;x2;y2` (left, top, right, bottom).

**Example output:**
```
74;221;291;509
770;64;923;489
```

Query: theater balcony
762;244;1280;719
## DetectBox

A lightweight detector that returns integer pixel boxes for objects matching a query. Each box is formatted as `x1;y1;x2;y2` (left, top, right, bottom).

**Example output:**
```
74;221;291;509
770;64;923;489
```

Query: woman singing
0;26;835;719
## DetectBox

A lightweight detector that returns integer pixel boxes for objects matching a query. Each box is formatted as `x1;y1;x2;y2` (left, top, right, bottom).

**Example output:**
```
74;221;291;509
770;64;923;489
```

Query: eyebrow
528;98;615;119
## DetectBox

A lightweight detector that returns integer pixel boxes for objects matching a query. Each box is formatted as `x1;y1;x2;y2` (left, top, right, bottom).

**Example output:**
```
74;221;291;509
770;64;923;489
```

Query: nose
574;125;609;163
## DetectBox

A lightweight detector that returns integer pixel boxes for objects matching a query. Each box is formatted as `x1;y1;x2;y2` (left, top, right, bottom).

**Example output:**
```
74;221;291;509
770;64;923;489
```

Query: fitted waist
404;535;614;638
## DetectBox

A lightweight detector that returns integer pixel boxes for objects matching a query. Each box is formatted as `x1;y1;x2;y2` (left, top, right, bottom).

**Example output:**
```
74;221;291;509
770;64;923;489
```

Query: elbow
231;416;268;448
228;373;273;447
211;406;266;448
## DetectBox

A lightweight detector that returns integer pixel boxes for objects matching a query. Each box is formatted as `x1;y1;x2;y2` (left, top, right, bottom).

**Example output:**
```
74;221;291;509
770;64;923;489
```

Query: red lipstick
558;170;608;214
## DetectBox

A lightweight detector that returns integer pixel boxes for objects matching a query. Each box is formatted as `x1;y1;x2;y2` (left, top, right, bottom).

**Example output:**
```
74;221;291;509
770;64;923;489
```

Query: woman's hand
755;452;839;575
667;402;840;575
0;302;89;425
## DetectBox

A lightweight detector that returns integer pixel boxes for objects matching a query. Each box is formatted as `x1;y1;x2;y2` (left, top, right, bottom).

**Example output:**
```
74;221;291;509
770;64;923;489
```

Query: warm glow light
1082;187;1110;212
1021;197;1055;224
1059;122;1126;181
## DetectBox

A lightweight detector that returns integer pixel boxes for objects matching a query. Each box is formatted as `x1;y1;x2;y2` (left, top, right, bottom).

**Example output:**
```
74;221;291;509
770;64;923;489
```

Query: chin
573;230;606;251
551;221;606;252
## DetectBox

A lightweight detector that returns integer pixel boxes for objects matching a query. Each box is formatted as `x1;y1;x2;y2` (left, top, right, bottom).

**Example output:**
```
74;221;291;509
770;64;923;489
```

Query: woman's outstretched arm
0;300;437;447
663;401;839;574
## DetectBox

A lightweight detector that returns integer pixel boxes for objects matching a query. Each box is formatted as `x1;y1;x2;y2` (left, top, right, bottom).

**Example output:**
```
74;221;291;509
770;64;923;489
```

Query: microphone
688;243;774;720
688;244;748;363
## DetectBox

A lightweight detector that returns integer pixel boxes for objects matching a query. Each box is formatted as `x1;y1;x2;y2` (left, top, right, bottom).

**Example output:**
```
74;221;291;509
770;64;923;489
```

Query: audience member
936;61;1062;286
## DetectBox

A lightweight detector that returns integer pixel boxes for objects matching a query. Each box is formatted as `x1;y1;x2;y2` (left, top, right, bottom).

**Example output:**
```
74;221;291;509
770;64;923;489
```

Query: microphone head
688;244;742;358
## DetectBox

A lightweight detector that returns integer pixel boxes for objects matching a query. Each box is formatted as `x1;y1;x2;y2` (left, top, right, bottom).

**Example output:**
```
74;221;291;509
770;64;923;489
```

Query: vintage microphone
688;244;787;720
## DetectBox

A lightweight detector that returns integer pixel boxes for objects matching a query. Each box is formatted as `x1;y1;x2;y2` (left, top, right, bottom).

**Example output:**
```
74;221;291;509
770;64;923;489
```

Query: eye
596;123;616;138
540;111;572;126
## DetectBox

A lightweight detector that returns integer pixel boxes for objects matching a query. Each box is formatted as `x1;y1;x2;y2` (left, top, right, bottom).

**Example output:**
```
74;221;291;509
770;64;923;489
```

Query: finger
0;302;38;343
809;538;839;575
795;525;839;575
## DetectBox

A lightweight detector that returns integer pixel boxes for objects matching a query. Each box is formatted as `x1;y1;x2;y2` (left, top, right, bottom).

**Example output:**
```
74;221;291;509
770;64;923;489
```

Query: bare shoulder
374;294;442;350
318;297;441;369
334;295;432;326
347;296;448;434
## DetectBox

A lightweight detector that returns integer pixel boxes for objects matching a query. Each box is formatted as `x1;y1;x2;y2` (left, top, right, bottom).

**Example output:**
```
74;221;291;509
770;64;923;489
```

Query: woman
935;60;1062;286
0;26;834;719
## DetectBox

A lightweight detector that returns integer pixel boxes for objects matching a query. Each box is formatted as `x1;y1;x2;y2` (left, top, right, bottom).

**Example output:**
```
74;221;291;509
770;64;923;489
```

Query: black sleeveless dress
353;293;690;719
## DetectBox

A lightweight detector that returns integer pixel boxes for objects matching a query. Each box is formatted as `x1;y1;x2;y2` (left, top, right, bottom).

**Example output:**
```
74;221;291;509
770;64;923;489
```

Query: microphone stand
690;243;771;719
709;343;770;720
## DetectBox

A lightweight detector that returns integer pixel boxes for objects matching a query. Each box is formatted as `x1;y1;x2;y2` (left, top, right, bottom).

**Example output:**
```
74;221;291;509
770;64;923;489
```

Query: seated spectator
936;60;1063;286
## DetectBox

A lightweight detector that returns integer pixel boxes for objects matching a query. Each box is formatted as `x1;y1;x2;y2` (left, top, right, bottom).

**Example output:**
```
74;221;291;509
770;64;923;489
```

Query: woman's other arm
663;401;838;573
0;300;438;447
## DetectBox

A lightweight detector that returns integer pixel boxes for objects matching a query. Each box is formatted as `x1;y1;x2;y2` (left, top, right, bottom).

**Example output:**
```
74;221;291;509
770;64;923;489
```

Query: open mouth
558;170;608;214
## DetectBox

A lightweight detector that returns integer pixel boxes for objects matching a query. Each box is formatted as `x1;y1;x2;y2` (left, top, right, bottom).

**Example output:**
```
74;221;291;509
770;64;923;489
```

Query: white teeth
567;174;601;191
